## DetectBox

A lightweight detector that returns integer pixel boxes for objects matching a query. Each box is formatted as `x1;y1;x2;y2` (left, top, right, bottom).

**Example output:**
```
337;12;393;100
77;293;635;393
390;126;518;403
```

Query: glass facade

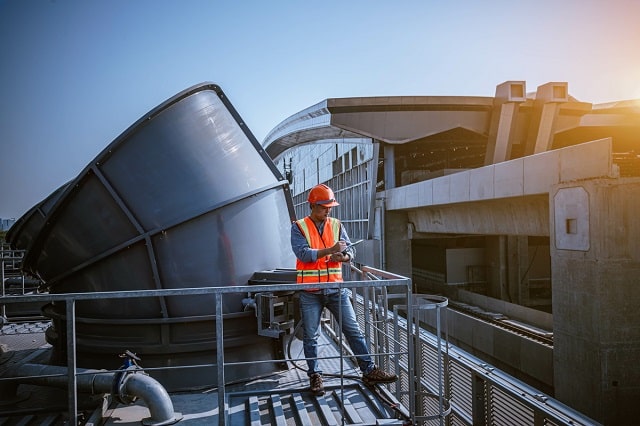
274;138;375;242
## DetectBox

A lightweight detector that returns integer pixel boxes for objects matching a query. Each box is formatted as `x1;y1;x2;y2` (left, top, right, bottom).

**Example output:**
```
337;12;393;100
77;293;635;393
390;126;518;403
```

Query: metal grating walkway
100;331;406;425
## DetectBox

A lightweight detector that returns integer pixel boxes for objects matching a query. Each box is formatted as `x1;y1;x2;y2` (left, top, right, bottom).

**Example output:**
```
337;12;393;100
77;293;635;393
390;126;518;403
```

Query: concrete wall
551;178;640;425
458;289;553;330
382;208;412;277
446;247;484;284
386;138;615;239
422;307;554;393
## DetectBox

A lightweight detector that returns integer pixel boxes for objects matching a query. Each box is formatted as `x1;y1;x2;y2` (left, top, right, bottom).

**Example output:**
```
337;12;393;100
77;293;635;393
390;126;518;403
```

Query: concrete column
532;103;561;154
551;178;640;425
485;236;508;301
507;236;530;306
523;82;568;156
382;208;411;277
485;235;529;304
383;143;396;190
484;81;526;165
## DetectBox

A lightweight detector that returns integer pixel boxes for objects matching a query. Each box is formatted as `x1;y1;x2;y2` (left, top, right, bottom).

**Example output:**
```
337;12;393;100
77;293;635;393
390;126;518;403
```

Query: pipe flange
142;412;183;426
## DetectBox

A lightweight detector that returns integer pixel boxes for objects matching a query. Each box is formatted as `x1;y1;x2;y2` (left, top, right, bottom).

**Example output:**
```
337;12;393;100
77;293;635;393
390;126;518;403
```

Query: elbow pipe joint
113;365;142;405
115;367;183;425
6;362;182;425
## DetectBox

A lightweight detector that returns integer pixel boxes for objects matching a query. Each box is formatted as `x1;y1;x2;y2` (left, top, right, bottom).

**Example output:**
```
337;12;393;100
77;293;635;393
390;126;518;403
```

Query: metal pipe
6;363;181;425
120;373;181;426
3;277;41;286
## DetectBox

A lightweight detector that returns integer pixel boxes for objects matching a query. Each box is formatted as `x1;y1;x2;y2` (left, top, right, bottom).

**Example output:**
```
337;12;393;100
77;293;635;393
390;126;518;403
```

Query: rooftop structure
263;80;640;425
0;81;607;425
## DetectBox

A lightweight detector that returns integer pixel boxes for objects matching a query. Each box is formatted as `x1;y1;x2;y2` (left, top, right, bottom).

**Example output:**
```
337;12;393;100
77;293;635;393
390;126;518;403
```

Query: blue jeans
299;288;374;376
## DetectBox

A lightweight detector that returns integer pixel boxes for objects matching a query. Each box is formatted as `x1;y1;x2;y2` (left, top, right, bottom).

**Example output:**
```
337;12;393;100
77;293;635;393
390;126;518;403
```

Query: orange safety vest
295;216;343;285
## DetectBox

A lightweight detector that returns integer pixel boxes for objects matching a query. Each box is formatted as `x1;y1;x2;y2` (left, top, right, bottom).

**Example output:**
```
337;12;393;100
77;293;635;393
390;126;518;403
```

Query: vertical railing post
406;286;416;422
392;304;402;401
215;292;226;426
66;297;78;425
1;259;6;320
472;373;487;425
435;301;445;426
412;295;450;425
362;277;372;351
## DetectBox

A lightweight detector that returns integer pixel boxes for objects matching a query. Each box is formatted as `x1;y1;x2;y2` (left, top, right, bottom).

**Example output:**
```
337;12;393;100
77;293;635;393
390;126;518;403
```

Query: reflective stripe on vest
295;216;343;284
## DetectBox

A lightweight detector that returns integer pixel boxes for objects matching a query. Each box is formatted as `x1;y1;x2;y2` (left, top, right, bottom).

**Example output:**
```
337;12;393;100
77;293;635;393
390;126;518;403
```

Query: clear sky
1;0;639;219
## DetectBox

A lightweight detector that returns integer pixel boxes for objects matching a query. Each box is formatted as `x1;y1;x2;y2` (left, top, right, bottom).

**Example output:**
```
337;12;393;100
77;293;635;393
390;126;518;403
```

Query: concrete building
263;81;640;425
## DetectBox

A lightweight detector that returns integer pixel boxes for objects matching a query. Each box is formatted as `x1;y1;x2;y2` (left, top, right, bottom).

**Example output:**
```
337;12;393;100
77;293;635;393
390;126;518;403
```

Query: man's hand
330;252;351;263
331;240;348;253
322;241;350;262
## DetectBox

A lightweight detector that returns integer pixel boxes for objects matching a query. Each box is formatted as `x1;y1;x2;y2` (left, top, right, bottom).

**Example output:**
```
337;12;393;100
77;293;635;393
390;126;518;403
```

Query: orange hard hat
308;184;339;207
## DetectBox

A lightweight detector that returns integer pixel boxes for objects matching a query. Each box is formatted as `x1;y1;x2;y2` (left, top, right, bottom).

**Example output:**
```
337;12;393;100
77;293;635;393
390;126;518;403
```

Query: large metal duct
7;83;297;390
5;180;71;276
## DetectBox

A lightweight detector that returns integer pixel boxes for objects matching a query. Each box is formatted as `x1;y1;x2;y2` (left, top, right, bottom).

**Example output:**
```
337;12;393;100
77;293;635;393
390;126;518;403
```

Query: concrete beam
384;137;616;212
407;195;549;236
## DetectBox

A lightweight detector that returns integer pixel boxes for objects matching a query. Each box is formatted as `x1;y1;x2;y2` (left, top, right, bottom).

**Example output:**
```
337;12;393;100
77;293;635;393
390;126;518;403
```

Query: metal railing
0;265;413;425
0;258;600;425
326;265;601;426
1;248;34;321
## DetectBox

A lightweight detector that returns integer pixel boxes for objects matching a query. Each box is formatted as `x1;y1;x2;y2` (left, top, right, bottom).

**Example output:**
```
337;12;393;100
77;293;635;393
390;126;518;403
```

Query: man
291;183;398;396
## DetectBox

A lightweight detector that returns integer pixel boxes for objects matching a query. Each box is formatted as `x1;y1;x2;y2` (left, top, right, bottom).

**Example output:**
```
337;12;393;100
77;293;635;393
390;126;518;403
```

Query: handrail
0;267;411;425
347;296;602;426
0;261;600;425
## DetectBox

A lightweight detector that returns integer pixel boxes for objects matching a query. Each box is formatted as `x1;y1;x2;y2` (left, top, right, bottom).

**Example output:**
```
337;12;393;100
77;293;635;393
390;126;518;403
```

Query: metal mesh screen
448;362;473;417
488;385;535;425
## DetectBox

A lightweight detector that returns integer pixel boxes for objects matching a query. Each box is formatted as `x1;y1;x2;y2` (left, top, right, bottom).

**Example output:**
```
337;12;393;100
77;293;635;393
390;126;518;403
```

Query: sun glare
632;83;640;101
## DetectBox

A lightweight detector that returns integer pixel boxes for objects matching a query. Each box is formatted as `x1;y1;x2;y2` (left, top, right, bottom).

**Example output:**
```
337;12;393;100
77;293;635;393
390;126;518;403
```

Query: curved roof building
263;80;640;425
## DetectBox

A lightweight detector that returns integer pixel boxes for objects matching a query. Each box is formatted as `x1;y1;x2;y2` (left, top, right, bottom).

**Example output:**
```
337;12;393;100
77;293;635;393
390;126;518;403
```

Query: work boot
363;366;398;385
309;373;325;396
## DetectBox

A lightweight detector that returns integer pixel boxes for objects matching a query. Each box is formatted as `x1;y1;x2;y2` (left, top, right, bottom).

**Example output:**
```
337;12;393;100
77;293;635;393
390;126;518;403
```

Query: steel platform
0;322;406;425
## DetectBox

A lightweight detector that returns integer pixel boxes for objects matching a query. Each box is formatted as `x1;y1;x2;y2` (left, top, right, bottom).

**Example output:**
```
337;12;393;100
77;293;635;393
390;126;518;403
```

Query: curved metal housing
6;181;71;265
7;83;297;390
